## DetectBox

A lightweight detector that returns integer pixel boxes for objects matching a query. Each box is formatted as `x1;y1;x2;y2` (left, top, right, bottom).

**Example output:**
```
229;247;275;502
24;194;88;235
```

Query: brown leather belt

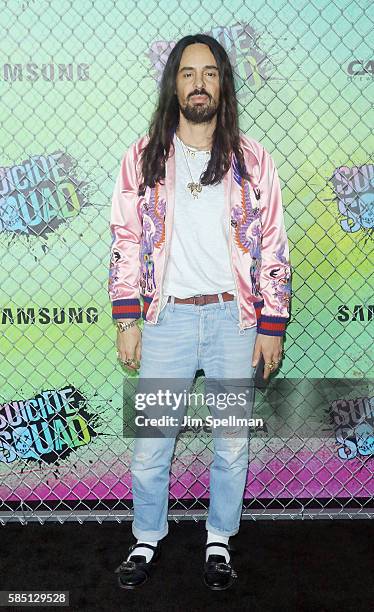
167;291;235;306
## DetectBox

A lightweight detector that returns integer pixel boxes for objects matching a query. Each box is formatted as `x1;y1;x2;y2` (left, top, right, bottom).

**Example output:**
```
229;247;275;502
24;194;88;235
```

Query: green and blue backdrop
0;0;373;516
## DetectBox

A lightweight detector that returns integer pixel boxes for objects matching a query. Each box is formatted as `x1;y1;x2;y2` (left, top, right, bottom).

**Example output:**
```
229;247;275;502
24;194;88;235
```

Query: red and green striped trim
112;299;141;319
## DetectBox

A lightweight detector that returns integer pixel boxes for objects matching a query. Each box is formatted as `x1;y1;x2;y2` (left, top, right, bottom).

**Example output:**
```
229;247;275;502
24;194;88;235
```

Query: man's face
175;43;220;124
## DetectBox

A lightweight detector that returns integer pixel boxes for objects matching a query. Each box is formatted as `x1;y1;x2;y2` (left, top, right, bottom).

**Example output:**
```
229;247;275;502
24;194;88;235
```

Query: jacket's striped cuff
257;315;288;336
142;295;153;319
112;299;141;319
254;300;264;322
253;300;288;336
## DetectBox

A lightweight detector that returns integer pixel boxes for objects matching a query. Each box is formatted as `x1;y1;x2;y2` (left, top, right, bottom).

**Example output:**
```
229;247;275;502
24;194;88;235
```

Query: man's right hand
116;319;142;371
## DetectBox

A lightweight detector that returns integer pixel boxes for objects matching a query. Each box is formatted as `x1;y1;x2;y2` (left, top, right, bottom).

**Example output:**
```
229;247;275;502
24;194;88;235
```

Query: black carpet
0;519;373;611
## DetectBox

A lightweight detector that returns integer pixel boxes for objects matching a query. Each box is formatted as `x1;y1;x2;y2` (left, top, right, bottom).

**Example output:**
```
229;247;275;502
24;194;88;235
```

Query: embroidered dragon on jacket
231;156;262;297
139;184;166;294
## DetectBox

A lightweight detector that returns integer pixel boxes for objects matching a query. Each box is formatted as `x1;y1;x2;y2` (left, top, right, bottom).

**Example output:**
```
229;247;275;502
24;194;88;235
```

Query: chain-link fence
0;0;373;524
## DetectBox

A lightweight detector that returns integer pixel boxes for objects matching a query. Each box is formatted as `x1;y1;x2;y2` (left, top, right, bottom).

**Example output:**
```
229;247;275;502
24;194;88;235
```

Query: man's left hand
252;335;284;380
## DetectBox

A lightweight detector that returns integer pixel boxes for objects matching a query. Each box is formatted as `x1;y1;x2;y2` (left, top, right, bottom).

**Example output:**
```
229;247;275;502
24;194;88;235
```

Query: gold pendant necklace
177;136;210;199
187;181;203;198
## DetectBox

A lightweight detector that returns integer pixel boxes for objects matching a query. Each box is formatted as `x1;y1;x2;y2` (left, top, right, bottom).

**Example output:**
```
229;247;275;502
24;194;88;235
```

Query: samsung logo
2;63;90;81
337;305;374;322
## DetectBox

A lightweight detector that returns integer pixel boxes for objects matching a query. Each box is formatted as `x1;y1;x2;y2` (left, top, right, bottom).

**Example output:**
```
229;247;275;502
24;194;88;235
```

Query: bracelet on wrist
116;319;140;332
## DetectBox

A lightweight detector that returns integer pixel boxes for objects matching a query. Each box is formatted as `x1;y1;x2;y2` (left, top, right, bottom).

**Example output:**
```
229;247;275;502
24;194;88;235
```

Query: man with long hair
109;33;291;590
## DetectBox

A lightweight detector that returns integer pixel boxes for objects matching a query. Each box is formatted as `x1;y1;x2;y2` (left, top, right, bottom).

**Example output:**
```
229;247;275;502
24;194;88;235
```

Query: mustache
187;89;211;100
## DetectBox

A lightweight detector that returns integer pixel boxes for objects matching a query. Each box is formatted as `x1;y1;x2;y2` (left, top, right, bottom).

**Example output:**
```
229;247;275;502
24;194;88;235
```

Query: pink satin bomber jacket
108;132;292;336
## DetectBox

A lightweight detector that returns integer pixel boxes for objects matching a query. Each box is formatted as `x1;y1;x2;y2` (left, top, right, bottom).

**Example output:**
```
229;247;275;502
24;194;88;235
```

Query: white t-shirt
159;136;236;311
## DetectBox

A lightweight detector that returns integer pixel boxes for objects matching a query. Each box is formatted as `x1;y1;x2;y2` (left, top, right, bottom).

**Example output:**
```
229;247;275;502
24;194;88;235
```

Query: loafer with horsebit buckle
203;542;238;590
114;542;161;589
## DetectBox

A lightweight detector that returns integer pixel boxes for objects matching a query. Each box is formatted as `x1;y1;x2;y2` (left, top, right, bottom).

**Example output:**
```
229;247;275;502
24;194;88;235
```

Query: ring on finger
117;352;135;366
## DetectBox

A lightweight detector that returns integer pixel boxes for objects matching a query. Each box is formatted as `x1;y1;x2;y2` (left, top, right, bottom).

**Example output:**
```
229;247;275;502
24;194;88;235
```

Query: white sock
127;539;158;563
206;531;230;563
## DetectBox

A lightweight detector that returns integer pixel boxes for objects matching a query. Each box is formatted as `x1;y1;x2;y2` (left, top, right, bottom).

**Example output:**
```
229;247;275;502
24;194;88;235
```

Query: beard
179;92;218;124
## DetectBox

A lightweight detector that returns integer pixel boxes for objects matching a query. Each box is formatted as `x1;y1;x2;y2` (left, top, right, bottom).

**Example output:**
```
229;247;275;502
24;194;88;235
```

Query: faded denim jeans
130;294;257;540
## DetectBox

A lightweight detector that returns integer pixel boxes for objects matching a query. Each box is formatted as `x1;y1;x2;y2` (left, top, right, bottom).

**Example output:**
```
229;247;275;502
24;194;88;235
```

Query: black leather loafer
114;542;161;589
203;542;238;590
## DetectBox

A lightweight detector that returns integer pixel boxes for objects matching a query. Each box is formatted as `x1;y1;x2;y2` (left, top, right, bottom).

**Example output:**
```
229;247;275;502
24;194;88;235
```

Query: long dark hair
139;33;250;192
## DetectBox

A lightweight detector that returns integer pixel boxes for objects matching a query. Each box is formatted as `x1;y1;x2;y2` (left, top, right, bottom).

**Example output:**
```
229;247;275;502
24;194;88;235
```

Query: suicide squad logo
329;394;374;460
0;152;90;238
330;164;374;238
149;22;271;97
0;386;98;464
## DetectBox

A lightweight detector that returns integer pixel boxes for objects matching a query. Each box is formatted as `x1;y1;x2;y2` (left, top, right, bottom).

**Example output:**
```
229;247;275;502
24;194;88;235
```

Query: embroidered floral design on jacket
139;184;166;294
231;156;262;297
269;241;292;313
108;229;120;298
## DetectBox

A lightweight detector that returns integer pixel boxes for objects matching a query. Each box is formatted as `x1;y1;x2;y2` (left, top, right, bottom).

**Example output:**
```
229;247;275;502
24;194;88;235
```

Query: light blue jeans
130;294;257;540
